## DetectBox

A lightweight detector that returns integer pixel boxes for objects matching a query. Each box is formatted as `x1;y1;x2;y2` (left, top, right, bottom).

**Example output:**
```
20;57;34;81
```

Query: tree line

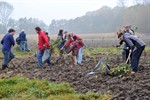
0;0;150;34
49;4;150;34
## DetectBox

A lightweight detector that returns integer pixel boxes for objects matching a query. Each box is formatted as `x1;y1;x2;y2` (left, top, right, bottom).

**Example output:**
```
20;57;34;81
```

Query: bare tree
142;0;150;5
133;0;144;5
117;0;127;7
0;1;14;31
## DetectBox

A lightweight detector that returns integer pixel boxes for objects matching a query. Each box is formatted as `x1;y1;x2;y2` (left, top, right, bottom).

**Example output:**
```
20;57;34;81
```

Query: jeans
20;41;27;52
131;46;145;72
77;47;83;64
37;50;51;66
2;50;14;65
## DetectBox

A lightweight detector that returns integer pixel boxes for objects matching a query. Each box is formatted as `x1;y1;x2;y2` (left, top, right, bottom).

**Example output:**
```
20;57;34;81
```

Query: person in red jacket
65;33;84;65
35;27;51;67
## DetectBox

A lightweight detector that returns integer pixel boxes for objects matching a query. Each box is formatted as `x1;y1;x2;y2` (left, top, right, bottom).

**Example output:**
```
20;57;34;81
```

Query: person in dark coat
19;29;27;52
118;32;145;73
1;29;15;70
56;29;67;63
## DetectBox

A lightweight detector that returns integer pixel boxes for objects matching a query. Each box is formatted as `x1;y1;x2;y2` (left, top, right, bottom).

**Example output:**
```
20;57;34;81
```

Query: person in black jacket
19;29;27;52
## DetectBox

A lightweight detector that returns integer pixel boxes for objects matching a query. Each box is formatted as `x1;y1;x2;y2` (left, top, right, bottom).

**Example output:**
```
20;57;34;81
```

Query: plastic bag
42;49;50;63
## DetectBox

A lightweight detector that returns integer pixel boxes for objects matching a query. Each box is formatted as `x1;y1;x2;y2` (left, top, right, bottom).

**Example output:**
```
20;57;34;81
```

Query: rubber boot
2;64;8;70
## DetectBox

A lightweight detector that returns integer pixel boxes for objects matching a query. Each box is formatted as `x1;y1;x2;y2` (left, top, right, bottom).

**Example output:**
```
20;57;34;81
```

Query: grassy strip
0;77;110;100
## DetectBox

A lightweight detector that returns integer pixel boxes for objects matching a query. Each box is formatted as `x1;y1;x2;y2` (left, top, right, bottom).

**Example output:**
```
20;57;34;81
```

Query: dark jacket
1;33;15;51
19;31;26;41
57;33;66;49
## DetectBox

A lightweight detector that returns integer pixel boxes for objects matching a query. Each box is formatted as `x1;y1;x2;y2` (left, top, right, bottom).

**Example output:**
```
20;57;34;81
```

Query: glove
116;45;120;48
49;45;53;50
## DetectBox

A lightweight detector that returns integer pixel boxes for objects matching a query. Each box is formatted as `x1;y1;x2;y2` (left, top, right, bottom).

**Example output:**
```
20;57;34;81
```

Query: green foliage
0;77;75;98
110;64;130;77
0;77;110;100
84;47;117;55
50;38;62;55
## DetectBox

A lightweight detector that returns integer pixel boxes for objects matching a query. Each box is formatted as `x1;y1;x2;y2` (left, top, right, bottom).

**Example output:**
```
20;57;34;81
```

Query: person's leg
23;41;27;52
77;47;83;64
47;51;52;67
37;50;44;67
20;41;23;52
73;56;77;65
2;51;10;70
122;49;126;62
8;51;15;63
131;46;145;72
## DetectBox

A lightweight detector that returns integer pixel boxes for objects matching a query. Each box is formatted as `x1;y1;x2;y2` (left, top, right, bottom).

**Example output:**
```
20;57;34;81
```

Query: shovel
126;50;132;64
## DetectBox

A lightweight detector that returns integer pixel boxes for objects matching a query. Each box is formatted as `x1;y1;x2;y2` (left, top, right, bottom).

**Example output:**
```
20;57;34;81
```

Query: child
67;35;79;65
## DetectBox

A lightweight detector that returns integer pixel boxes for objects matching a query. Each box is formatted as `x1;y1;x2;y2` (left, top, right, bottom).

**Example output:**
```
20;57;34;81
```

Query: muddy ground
0;53;150;100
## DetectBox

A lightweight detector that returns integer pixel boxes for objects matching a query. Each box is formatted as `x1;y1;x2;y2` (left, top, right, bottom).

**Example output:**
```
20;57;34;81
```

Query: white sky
4;0;119;25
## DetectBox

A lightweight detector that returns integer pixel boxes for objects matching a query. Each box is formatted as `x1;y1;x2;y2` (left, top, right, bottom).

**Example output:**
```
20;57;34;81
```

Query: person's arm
67;44;75;54
1;38;4;45
25;34;27;41
124;36;134;50
65;40;72;47
10;35;15;46
19;33;21;38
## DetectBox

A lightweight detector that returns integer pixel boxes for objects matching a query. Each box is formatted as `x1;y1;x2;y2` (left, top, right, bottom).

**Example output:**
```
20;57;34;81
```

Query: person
56;29;67;63
118;26;133;63
124;25;134;35
1;29;15;70
64;33;84;66
118;32;145;73
19;29;27;52
67;35;79;65
45;32;50;42
35;27;52;67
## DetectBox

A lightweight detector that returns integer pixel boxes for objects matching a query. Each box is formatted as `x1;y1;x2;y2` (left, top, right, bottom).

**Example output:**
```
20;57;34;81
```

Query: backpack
16;37;21;45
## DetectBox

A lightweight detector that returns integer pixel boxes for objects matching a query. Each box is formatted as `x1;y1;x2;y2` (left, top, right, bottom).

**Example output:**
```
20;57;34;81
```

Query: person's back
124;34;145;51
19;31;26;41
57;29;66;49
1;33;15;51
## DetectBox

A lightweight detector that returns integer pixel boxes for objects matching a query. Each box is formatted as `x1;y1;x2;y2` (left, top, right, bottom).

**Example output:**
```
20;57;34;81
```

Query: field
0;33;150;99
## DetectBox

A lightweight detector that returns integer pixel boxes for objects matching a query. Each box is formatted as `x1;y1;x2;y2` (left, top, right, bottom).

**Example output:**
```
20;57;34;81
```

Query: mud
0;54;150;100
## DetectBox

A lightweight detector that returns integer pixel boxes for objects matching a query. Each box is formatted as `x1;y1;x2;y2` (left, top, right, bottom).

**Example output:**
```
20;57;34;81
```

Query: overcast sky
4;0;119;25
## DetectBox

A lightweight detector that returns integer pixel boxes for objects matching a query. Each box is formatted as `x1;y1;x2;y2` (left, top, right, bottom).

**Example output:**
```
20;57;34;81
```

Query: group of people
35;27;84;67
1;26;146;74
117;25;145;73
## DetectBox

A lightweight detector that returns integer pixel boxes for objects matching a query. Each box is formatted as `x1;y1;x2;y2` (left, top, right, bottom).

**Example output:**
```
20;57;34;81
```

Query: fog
4;0;118;24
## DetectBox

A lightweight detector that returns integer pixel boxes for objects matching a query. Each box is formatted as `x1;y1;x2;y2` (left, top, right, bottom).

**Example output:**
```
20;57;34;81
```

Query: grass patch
0;77;111;100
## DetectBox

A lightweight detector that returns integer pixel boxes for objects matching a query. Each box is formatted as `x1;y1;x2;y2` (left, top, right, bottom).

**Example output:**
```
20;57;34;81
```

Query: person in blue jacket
19;29;27;52
1;29;15;70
